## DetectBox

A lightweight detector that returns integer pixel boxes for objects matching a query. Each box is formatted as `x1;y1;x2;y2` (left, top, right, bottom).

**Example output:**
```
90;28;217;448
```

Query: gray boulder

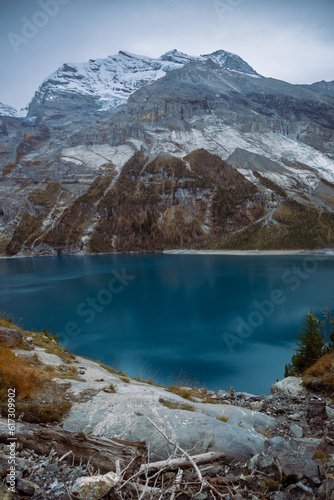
248;438;324;486
289;424;303;438
70;472;120;500
306;397;327;421
271;377;307;398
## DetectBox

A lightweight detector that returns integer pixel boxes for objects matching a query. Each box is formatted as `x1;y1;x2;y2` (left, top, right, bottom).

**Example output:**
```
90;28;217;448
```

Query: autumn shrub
303;353;334;393
0;347;40;399
17;401;72;424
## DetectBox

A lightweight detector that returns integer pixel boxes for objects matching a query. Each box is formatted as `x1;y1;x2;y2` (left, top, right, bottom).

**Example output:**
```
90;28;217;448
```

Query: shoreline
1;247;334;260
163;248;334;256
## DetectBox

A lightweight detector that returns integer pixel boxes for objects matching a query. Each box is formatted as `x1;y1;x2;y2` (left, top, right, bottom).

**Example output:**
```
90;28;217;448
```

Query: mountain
301;80;334;98
0;49;334;256
27;49;260;120
0;102;18;117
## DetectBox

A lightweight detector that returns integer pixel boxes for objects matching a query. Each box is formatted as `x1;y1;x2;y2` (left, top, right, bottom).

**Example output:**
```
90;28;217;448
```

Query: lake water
0;253;333;395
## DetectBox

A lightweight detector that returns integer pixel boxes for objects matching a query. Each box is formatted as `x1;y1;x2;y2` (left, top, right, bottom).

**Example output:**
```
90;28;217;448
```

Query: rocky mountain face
0;49;334;255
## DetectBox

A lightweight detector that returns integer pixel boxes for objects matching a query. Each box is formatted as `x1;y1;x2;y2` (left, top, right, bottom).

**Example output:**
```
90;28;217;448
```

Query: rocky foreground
0;328;334;499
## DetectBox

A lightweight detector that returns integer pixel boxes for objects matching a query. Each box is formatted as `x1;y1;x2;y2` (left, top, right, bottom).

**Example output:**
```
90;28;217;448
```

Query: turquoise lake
0;253;333;394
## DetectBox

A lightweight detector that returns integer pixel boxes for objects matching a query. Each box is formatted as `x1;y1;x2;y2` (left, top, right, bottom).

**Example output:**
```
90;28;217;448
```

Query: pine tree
321;305;334;353
284;363;295;377
290;311;325;374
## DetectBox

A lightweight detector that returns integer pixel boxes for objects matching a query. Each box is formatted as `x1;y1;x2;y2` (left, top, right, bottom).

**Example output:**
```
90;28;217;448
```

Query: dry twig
146;417;204;486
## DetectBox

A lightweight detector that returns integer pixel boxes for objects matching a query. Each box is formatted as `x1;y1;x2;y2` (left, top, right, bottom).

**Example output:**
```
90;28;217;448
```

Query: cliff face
1;51;334;255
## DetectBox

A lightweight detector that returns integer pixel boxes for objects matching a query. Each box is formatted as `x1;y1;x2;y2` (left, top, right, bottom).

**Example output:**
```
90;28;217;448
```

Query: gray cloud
1;0;333;109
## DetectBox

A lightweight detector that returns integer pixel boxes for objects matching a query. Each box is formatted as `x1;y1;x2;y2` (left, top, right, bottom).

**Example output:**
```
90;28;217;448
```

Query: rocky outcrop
271;376;308;398
65;390;271;462
0;327;23;347
248;438;325;486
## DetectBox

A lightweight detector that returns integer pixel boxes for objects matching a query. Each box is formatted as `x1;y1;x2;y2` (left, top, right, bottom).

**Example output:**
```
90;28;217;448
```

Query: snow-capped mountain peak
159;49;195;64
201;50;260;77
27;49;261;117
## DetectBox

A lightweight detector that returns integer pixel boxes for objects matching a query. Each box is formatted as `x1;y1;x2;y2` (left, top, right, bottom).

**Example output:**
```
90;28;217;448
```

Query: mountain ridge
1;49;261;120
1;49;333;118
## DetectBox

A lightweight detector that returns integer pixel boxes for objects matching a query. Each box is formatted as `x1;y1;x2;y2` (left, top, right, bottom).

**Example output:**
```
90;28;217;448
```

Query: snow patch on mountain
256;132;334;183
127;122;334;191
0;102;19;117
61;144;138;172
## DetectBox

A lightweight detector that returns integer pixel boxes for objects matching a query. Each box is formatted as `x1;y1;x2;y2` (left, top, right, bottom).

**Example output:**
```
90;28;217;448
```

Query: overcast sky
1;0;334;110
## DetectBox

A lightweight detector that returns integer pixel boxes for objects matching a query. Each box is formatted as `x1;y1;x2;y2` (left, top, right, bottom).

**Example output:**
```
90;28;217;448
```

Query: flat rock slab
15;346;63;367
63;388;269;462
191;401;276;431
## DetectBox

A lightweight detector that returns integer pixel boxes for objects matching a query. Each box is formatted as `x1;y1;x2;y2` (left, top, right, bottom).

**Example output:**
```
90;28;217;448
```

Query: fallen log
0;420;146;476
139;451;226;474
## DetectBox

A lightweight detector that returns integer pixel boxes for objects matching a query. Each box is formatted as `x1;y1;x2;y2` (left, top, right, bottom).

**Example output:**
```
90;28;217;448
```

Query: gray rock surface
289;424;304;438
62;385;273;461
192;401;275;430
248;438;324;486
306;396;328;421
95;404;267;462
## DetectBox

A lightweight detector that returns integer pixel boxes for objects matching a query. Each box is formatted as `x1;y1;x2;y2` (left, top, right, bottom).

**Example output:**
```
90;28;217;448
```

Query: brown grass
168;386;192;400
97;361;120;375
0;314;81;424
261;479;280;493
0;314;20;330
0;348;73;423
133;377;154;385
13;401;72;424
0;347;40;399
303;353;334;394
159;399;195;412
216;416;229;423
313;444;330;463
